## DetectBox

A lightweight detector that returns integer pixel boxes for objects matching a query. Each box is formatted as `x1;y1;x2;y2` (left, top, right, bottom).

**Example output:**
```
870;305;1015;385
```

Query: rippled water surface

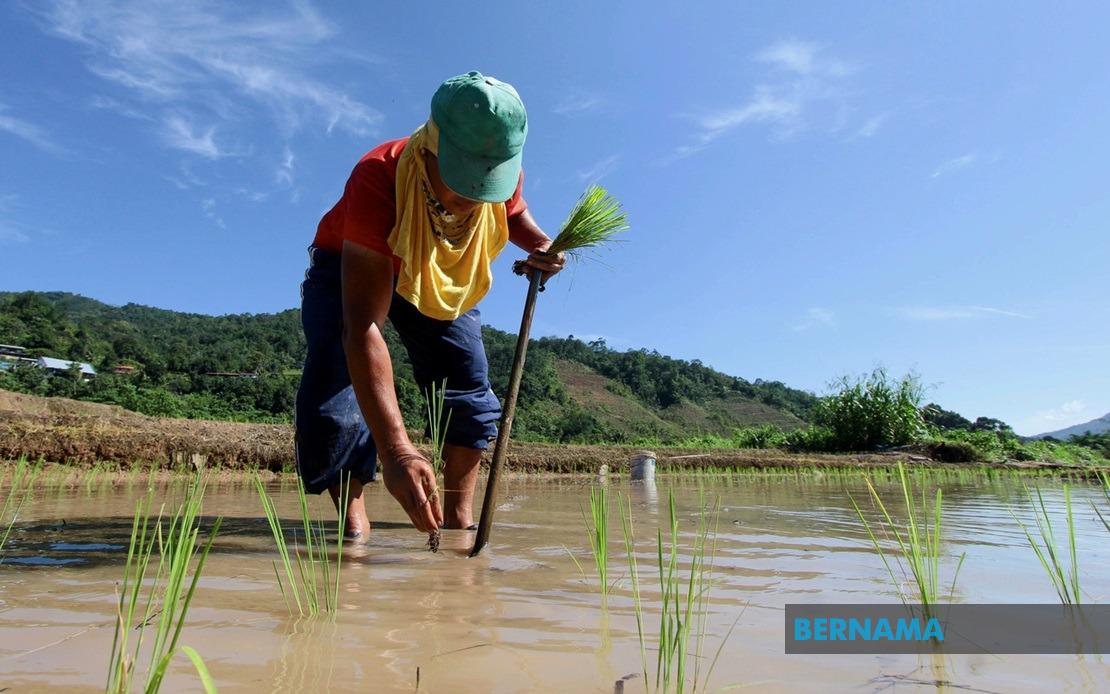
2;470;1108;692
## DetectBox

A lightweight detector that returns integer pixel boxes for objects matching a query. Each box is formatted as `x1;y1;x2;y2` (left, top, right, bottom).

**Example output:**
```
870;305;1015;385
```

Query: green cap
431;71;527;203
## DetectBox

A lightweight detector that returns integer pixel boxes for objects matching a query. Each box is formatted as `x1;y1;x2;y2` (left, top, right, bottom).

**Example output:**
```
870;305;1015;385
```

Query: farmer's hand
514;243;566;286
381;445;443;532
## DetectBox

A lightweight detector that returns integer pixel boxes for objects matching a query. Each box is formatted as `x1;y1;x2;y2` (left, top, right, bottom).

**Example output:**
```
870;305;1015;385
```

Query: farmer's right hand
381;444;443;533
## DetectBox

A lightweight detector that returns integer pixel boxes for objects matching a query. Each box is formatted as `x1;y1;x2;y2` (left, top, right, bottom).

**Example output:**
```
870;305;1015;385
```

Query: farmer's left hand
514;244;565;284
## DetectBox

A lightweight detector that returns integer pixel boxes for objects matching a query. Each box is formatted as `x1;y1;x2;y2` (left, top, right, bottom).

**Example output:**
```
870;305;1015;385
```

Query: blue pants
294;247;501;494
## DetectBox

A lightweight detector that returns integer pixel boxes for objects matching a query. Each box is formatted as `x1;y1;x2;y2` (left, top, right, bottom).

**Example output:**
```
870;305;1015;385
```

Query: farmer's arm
509;209;565;277
340;240;443;532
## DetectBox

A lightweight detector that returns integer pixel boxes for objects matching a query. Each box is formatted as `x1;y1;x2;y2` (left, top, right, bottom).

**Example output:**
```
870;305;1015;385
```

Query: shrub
814;369;926;452
782;425;837;453
923;439;980;463
730;424;786;449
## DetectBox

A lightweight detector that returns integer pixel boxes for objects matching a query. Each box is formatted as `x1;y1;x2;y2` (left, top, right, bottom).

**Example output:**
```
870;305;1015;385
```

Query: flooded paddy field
2;468;1109;692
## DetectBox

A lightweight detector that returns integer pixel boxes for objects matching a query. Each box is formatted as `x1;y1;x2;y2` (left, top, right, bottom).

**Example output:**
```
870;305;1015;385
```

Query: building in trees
37;356;97;379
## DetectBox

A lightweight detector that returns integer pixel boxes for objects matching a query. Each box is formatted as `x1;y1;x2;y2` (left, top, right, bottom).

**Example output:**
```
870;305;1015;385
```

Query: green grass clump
618;490;735;693
1014;485;1080;604
254;474;346;617
850;463;964;618
546;184;629;259
107;475;222;693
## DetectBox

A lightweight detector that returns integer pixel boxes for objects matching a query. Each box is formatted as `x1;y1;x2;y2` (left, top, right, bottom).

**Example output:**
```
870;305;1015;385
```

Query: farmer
295;71;564;540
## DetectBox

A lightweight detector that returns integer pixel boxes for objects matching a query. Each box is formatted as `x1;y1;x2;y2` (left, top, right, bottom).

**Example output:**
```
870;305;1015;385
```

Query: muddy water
1;472;1108;692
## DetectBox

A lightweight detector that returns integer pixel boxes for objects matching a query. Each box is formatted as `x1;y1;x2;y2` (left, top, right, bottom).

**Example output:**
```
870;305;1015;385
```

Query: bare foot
442;444;481;530
329;478;371;541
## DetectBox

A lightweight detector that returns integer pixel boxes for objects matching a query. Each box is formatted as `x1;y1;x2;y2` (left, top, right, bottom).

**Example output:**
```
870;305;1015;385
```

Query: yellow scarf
388;120;509;320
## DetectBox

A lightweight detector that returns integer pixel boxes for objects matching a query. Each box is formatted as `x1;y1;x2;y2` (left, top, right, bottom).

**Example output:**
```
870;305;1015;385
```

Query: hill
1033;413;1110;440
0;290;817;443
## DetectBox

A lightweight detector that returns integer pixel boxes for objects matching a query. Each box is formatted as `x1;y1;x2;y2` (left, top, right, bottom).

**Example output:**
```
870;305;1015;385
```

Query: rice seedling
425;378;451;552
425;379;452;481
1014;484;1080;604
1093;472;1110;534
617;490;736;693
849;463;964;619
107;474;222;693
254;473;346;616
1;458;31;560
617;494;649;686
582;485;610;596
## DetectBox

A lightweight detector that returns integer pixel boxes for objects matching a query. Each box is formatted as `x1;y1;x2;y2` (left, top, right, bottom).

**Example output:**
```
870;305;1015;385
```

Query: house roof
37;357;97;375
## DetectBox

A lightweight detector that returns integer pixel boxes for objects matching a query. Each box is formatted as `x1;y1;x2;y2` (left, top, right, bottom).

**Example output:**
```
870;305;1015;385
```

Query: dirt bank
0;388;1073;474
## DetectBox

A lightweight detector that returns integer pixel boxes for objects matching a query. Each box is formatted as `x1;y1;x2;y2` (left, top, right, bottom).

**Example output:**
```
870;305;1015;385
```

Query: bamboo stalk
470;269;543;557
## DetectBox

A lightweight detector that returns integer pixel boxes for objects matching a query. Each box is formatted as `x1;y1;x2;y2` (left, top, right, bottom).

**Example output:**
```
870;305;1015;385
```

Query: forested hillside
0;291;817;442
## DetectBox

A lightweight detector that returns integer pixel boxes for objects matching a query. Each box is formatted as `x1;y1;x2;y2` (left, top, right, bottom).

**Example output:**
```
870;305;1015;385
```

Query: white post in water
629;450;656;481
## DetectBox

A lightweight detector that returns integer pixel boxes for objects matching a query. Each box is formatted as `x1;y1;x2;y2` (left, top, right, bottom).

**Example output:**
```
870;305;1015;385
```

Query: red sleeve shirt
312;137;529;272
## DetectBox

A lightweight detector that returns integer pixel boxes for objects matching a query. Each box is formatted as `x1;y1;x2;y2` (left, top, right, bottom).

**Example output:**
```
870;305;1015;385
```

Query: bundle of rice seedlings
511;183;629;283
546;184;630;259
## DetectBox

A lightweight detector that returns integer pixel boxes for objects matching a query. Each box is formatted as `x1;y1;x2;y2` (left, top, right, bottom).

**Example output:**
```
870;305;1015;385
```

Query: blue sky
1;1;1108;436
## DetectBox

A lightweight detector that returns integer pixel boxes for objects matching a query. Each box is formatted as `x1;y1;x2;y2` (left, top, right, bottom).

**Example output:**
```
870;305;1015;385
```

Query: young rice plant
254;474;346;617
582;485;610;597
618;490;736;693
1;458;31;560
850;463;965;619
107;474;221;694
1014;484;1080;604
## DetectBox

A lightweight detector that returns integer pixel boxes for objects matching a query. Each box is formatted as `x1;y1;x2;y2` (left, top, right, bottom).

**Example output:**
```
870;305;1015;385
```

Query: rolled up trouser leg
294;248;378;494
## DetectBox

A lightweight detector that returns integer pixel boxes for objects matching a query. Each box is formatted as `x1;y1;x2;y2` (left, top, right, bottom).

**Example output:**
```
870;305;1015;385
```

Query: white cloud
0;104;62;153
757;39;853;78
931;152;977;178
0;194;35;243
162;114;226;158
698;89;802;138
576;154;619;182
854;112;888;139
554;93;604;116
276;145;295;186
1043;400;1086;421
236;188;269;202
0;223;30;244
896;305;1031;320
1017;400;1090;436
792;307;836;332
34;1;383;142
200;197;225;229
671;39;864;159
89;95;154;121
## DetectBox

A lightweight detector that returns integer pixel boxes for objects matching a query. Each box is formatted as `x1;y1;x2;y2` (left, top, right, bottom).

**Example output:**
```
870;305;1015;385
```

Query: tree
969;417;1013;435
922;402;973;431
